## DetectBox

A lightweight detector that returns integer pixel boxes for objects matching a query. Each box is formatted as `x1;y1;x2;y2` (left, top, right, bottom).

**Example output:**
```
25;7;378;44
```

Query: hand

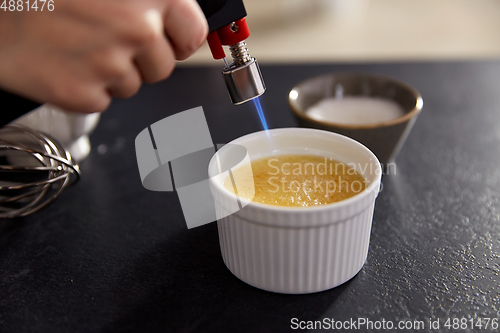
0;0;208;113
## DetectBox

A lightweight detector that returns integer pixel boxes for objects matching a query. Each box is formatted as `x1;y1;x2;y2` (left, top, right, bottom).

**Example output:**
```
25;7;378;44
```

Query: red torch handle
206;18;251;60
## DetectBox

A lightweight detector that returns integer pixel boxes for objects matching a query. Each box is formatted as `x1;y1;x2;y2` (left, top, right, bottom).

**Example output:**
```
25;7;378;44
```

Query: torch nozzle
222;41;266;105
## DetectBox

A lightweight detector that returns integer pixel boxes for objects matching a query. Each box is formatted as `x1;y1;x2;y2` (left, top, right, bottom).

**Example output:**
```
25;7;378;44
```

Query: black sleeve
0;90;41;127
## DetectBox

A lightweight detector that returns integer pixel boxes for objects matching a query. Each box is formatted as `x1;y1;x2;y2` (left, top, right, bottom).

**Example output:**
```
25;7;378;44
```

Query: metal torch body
196;0;266;105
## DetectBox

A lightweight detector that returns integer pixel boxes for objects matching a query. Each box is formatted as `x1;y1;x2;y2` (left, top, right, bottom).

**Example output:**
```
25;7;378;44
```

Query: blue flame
252;97;269;131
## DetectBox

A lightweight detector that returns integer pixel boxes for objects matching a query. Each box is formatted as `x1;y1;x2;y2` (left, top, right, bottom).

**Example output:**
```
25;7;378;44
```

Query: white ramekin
208;128;381;294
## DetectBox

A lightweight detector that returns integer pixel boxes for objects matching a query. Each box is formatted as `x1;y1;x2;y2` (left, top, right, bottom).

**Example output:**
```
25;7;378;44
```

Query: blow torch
196;0;266;105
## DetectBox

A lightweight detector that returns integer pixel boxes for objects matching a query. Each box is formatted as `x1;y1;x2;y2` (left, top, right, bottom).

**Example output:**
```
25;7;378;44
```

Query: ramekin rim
208;128;382;215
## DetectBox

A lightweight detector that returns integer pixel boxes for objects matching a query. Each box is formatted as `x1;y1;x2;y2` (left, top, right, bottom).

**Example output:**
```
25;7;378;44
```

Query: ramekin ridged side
217;202;375;294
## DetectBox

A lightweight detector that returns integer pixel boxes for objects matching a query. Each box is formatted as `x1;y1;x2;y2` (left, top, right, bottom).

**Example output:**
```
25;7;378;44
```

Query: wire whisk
0;124;80;218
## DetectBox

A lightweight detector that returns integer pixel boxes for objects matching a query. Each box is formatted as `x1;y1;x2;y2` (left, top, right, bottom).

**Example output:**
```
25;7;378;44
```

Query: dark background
1;61;499;332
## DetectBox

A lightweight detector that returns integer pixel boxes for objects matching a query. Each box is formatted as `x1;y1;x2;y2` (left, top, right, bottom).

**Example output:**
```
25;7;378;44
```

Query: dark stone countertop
1;61;499;332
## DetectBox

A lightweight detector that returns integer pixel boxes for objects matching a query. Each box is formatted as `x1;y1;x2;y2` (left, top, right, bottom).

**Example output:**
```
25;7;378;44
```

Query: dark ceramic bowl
289;73;423;166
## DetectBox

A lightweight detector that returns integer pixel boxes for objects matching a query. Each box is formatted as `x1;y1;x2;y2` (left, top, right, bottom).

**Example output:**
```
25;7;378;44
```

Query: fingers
134;32;176;83
50;82;112;114
107;64;143;98
40;0;208;113
84;46;142;100
131;0;207;83
163;0;208;60
69;0;208;86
